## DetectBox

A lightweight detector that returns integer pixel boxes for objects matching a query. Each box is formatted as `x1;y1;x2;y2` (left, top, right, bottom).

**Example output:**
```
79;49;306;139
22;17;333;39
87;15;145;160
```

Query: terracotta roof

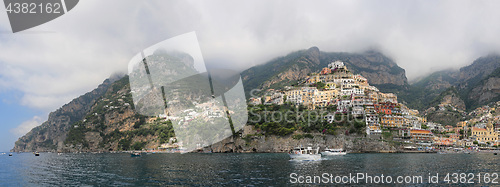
472;127;487;131
410;129;432;134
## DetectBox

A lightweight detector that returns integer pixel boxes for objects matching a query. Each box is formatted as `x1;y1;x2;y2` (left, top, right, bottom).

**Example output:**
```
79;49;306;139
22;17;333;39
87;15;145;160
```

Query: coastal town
248;61;500;151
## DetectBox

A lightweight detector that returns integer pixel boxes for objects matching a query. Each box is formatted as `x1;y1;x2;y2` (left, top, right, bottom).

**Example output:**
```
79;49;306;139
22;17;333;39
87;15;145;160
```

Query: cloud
1;0;500;113
10;116;44;137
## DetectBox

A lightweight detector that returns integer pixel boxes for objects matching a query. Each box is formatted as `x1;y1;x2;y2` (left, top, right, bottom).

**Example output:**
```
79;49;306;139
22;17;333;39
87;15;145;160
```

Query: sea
0;152;499;186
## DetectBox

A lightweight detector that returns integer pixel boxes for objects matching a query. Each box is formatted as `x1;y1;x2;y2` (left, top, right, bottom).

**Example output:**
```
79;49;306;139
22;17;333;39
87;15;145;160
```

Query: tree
382;131;392;140
131;142;146;150
316;82;326;89
118;138;131;150
327;105;337;112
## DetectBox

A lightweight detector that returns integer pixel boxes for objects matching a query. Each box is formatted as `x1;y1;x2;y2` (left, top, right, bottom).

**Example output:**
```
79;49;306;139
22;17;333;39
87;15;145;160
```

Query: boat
9;153;13;156
321;148;347;156
34;152;40;156
289;147;321;161
131;152;141;157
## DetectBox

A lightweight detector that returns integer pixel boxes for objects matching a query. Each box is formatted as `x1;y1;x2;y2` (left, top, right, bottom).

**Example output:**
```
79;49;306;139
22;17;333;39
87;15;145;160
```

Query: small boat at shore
9;153;13;156
34;152;40;156
321;148;347;156
131;152;141;157
289;147;321;161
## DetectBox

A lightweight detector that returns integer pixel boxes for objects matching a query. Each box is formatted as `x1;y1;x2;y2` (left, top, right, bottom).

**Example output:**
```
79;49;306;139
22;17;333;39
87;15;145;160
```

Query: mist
1;0;500;113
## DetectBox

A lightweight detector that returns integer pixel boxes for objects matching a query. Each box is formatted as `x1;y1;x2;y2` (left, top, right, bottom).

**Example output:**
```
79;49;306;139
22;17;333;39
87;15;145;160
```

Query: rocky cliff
459;55;500;86
61;76;173;152
241;47;408;97
261;47;319;89
12;75;122;152
13;75;176;153
466;67;500;107
424;87;467;126
407;54;500;112
208;126;397;153
324;50;407;86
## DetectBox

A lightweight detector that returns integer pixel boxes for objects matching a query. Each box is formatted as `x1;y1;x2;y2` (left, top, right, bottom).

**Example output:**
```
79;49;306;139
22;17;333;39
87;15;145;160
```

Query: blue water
0;152;499;186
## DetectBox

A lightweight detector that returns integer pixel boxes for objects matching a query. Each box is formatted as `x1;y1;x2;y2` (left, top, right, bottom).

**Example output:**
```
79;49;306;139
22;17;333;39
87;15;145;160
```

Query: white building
352;106;365;116
341;88;353;96
337;100;352;113
264;92;284;105
353;88;365;95
366;125;382;135
328;61;345;69
365;114;379;126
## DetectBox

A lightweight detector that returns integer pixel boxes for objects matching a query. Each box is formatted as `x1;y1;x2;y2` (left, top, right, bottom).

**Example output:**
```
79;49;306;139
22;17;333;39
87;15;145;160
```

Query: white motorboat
289;147;321;161
321;148;347;156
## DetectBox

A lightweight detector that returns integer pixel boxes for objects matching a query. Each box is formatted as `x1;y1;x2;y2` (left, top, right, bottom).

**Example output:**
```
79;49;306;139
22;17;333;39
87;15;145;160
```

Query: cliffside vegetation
247;104;365;136
61;76;176;152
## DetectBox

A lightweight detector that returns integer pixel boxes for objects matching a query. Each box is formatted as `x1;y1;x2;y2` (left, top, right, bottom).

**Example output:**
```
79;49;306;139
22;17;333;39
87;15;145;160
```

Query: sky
1;0;500;151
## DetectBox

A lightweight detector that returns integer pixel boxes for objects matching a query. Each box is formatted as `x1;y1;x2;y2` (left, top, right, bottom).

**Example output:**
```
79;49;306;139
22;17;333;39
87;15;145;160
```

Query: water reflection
0;152;498;186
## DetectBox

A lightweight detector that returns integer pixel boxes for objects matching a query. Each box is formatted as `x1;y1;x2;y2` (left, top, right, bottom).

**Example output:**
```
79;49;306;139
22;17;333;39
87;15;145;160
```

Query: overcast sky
1;0;500;151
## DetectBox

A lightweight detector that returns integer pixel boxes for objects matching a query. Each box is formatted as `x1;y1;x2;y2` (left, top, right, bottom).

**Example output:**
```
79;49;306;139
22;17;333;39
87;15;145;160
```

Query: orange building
457;121;467;128
449;133;459;140
380;115;407;128
409;129;433;140
434;137;453;146
320;67;332;75
375;102;397;115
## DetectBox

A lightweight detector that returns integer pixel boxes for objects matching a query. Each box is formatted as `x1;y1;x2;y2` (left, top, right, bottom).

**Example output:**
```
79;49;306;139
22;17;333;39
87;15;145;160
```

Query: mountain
241;48;500;127
458;55;500;87
464;67;500;109
429;87;466;111
12;49;207;152
12;47;409;153
241;47;408;98
408;55;500;111
12;48;500;152
403;70;459;110
62;76;176;152
12;75;122;152
423;87;467;126
12;75;176;152
405;54;500;126
241;47;321;96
